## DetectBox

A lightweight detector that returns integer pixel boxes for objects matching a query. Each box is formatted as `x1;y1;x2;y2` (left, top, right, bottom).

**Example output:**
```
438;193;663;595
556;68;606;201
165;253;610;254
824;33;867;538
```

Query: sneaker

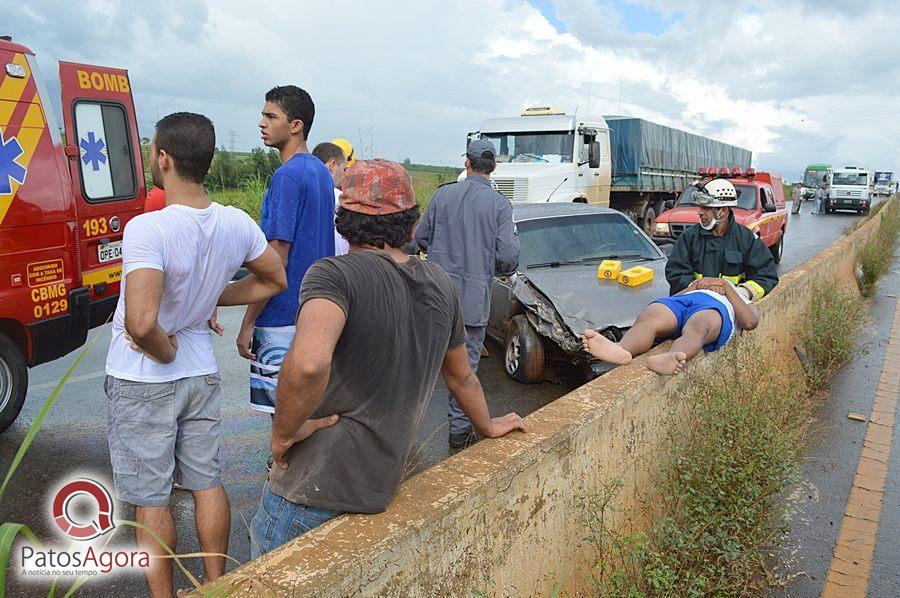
449;428;479;450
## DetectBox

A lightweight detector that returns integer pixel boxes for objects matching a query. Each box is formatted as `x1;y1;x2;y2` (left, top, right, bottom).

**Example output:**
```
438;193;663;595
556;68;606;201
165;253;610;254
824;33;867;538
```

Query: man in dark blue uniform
414;139;520;449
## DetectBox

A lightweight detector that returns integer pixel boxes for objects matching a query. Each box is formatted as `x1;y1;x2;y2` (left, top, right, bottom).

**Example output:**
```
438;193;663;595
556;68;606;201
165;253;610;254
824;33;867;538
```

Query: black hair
312;142;346;165
335;205;421;249
470;154;496;175
154;112;215;184
265;85;315;139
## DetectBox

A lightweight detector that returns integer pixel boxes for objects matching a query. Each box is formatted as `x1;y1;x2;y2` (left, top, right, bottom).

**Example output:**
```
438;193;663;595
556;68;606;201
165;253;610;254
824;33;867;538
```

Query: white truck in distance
873;171;893;197
460;107;751;235
826;166;871;214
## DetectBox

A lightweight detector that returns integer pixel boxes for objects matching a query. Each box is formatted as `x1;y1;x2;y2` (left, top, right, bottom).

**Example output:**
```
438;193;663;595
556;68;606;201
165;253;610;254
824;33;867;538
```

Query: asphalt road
0;203;876;596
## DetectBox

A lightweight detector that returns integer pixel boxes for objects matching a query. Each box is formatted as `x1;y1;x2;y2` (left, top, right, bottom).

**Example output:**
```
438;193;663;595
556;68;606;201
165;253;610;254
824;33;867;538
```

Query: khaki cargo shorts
105;373;222;507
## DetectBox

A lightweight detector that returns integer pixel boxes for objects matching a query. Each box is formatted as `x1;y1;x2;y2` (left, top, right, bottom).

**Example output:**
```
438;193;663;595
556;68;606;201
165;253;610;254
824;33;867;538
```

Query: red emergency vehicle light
718;167;729;175
698;167;708;175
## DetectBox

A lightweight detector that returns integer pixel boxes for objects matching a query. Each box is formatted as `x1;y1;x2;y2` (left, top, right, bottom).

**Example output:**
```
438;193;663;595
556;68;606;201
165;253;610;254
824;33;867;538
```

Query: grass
795;281;867;390
856;200;899;297
207;164;461;220
579;276;870;595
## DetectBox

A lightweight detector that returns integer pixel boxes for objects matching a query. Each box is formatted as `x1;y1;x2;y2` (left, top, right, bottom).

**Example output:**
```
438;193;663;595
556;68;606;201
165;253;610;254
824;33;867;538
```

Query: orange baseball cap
339;159;416;215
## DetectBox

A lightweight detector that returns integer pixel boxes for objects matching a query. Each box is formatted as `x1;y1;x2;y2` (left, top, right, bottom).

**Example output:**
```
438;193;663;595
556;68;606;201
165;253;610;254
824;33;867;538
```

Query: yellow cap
332;138;356;166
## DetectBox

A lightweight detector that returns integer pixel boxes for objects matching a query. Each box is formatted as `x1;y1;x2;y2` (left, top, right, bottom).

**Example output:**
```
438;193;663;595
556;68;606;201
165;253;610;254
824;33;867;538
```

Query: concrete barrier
202;203;892;597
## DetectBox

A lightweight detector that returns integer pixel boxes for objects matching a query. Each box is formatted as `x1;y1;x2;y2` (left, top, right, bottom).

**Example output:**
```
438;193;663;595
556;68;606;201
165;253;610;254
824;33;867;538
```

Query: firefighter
666;178;778;301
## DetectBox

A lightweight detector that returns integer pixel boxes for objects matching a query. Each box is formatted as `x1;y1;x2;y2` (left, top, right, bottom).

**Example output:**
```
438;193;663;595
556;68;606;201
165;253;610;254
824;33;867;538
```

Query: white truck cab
827;166;871;214
460;107;612;205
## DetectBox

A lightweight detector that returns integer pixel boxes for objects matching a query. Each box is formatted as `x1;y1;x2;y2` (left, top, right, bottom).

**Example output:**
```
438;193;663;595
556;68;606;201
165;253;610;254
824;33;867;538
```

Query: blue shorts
653;291;734;352
249;326;295;413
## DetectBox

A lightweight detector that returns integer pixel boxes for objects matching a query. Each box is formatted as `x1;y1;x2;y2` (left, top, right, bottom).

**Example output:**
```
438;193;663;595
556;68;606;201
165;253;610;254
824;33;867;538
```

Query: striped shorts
249;325;295;414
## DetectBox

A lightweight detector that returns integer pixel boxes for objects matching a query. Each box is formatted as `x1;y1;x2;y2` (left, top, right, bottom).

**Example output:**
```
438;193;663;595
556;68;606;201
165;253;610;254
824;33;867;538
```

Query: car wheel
504;315;545;384
770;234;783;264
0;334;27;433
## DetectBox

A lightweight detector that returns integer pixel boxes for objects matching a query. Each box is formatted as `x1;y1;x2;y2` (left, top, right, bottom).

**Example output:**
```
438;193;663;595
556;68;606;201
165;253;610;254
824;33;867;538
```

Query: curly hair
335;205;421;249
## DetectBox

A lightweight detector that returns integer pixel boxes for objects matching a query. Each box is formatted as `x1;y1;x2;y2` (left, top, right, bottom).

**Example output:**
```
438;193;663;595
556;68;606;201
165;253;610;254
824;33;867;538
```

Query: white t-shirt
334;188;349;256
105;203;269;382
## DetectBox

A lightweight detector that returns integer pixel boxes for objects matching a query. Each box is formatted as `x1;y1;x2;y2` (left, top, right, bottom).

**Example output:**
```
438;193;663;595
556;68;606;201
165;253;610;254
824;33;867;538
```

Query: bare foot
582;329;632;365
646;351;688;376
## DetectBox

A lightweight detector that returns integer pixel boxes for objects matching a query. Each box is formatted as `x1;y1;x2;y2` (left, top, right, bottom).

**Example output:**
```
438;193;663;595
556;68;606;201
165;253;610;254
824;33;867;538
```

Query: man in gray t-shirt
250;159;526;557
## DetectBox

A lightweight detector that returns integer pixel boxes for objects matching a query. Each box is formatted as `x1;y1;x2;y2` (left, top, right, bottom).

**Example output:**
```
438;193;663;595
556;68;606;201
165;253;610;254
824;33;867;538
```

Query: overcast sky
6;0;899;181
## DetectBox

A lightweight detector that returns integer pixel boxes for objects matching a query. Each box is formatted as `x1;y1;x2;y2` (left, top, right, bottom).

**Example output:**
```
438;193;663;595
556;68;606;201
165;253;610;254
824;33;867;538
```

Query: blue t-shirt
256;153;336;327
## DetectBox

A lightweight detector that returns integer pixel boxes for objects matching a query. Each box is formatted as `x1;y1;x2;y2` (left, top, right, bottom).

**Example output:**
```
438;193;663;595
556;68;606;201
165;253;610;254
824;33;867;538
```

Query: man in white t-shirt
581;277;759;376
312;140;351;255
104;112;336;597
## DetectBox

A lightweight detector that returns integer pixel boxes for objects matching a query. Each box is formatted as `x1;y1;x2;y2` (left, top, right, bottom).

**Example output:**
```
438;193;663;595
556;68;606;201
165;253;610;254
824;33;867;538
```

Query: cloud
4;0;897;181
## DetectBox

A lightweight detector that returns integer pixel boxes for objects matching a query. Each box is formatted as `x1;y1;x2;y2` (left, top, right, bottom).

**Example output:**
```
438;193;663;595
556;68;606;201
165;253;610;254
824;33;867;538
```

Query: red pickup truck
652;169;788;264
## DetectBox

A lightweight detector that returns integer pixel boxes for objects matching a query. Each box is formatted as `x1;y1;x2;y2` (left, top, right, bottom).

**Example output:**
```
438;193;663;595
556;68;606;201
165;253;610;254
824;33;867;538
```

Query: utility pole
228;130;237;152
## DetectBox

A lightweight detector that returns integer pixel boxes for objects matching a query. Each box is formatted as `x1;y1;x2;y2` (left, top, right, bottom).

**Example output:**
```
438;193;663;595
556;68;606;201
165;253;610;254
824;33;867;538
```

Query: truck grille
837;190;864;198
670;223;688;238
492;178;529;202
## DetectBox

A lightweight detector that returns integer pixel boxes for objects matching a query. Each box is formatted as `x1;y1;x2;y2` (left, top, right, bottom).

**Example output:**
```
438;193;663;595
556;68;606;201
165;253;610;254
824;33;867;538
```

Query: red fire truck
0;36;146;431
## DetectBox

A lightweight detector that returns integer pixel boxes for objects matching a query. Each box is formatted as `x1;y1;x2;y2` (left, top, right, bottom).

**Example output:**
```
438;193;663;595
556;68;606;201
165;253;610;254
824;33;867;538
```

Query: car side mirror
763;202;776;213
589;142;601;169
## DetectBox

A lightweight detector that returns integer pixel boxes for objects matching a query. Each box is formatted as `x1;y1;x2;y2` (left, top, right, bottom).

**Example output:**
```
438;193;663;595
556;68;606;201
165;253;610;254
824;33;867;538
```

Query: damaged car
487;203;669;383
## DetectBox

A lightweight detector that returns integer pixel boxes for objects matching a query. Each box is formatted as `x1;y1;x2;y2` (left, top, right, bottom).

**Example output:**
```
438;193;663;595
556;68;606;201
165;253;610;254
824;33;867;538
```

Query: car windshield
481;132;574;164
676;183;758;211
518;213;660;268
832;172;868;186
803;170;829;187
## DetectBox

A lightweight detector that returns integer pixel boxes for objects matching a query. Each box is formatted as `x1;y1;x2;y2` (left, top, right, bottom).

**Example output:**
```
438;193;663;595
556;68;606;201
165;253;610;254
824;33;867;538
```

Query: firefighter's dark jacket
665;211;779;299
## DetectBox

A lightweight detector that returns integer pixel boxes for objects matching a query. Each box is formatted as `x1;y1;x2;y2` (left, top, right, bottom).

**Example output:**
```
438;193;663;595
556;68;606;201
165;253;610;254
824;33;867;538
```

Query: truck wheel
770;234;783;264
504;315;545;384
0;334;27;433
642;206;657;237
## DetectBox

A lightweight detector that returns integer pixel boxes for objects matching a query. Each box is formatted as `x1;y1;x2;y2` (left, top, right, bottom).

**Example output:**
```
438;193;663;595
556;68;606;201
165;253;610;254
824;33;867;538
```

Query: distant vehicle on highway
826;166;871;214
460;107;751;236
801;163;831;199
653;169;788;264
486;203;668;383
0;37;145;431
873;171;893;197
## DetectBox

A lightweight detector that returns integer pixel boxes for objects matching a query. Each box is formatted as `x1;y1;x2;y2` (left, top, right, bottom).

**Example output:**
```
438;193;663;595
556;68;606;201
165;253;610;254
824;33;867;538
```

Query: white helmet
692;178;738;208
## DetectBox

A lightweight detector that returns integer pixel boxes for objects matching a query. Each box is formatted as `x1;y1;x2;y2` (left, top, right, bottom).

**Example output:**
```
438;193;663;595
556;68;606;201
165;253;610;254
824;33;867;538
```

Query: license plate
98;241;122;263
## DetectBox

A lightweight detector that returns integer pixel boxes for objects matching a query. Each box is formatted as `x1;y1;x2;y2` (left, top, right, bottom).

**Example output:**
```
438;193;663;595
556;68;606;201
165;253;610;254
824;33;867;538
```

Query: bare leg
647;309;722;375
136;505;176;598
192;485;231;581
583;303;678;364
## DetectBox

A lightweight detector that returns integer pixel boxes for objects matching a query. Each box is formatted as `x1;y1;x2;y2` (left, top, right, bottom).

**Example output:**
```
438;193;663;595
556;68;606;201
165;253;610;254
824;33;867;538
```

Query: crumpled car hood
513;259;671;351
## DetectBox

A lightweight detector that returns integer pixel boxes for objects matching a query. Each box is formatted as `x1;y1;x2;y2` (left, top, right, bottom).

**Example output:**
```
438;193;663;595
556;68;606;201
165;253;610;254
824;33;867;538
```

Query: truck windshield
803;170;828;187
831;172;868;186
518;213;660;268
676;184;758;211
481;132;574;164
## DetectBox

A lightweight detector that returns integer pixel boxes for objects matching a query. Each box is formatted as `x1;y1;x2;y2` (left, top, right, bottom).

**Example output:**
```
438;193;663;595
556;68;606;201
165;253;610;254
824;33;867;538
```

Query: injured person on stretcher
582;277;760;375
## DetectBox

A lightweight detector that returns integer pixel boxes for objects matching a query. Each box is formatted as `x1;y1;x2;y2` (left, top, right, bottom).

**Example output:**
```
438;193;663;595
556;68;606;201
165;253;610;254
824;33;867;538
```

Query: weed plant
857;200;899;297
795;281;867;390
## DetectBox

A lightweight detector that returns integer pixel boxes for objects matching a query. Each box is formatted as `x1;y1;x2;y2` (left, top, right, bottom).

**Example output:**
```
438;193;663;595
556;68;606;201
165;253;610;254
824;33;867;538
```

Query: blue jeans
250;483;343;558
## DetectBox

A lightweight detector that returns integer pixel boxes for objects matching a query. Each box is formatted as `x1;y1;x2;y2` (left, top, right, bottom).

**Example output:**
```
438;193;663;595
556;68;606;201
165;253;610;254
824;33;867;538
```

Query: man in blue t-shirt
237;85;335;417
